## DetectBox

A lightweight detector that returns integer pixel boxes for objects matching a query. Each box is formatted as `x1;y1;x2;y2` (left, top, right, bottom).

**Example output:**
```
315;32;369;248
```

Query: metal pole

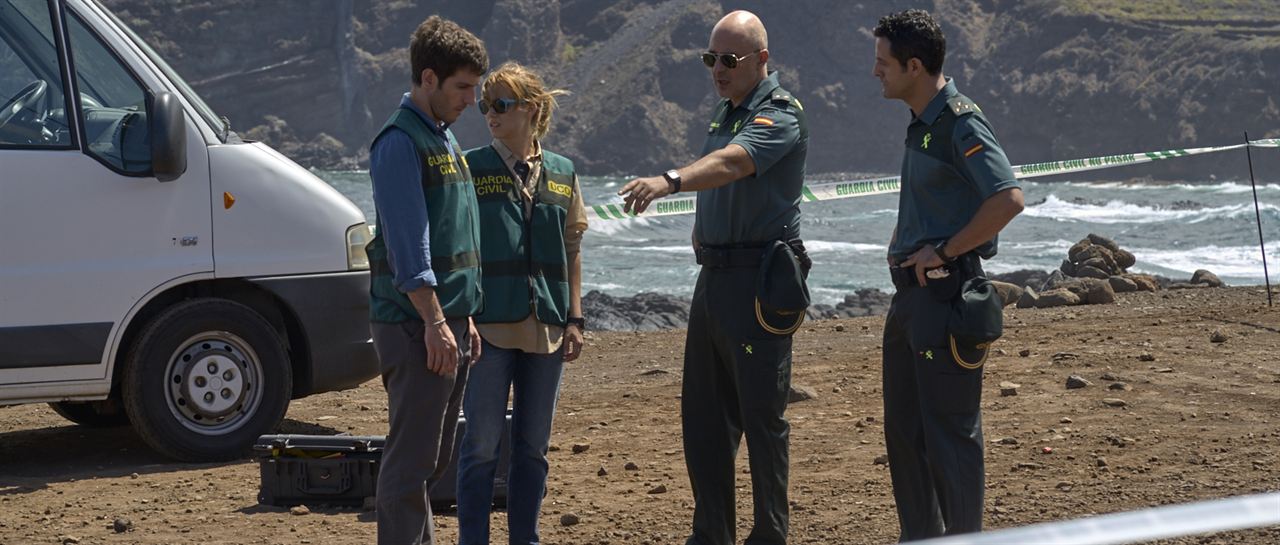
1244;131;1273;307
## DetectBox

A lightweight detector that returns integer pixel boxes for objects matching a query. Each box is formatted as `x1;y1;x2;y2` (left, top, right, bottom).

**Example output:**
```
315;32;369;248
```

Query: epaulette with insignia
769;93;804;112
947;96;982;116
768;92;798;107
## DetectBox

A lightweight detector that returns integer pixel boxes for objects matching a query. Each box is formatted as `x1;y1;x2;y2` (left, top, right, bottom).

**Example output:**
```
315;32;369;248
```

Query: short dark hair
873;9;946;76
410;16;488;86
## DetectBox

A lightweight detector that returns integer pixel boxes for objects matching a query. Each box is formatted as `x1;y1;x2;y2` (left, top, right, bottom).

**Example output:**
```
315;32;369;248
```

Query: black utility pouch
945;275;1004;369
755;240;811;335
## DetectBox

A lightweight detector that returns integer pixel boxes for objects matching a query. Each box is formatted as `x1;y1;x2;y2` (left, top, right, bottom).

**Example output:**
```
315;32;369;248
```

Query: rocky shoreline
583;234;1227;331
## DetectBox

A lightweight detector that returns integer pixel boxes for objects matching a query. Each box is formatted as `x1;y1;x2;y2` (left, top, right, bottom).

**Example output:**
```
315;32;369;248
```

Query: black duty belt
697;246;764;268
888;252;979;290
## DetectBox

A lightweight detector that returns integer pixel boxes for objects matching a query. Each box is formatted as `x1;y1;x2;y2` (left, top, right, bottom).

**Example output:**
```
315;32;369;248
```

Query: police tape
589;138;1280;221
912;491;1280;545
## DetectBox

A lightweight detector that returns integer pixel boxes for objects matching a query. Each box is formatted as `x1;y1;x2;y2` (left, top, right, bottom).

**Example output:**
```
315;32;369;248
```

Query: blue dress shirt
369;93;464;293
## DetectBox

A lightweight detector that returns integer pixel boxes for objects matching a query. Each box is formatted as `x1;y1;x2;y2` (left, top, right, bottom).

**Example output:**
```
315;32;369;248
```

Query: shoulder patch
948;96;982;117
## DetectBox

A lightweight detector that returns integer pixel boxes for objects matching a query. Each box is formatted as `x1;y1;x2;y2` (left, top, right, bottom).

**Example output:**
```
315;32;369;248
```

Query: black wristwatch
933;240;957;263
662;169;682;194
566;316;586;329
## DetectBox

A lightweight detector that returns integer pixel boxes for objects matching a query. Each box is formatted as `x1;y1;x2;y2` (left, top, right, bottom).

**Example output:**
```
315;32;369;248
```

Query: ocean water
318;171;1280;305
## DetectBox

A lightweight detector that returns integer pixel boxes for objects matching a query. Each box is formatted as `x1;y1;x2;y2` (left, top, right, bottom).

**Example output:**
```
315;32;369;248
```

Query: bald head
706;10;770;104
711;10;767;52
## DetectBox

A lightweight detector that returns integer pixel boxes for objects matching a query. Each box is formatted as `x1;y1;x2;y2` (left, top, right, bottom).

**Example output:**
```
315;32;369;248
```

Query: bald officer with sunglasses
619;10;808;545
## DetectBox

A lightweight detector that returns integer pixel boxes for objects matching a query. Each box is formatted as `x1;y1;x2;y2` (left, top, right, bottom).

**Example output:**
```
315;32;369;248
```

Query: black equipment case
254;412;511;509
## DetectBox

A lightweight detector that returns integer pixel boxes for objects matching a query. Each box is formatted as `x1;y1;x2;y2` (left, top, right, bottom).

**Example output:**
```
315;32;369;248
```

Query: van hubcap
166;332;264;435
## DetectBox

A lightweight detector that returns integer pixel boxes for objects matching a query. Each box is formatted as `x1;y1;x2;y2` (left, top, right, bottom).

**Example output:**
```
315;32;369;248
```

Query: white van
0;0;379;461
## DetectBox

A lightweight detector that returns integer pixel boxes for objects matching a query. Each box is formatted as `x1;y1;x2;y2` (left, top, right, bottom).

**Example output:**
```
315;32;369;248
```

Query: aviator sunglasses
701;50;762;69
478;97;526;115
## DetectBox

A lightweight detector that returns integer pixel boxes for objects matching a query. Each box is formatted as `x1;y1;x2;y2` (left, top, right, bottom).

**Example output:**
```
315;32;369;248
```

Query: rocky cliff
102;0;1280;178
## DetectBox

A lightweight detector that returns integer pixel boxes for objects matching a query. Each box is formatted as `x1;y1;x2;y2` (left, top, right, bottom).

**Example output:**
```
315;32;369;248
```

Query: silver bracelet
429;317;447;327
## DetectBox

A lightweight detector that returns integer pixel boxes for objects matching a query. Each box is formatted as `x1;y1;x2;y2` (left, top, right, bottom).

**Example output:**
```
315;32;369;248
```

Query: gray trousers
373;319;471;545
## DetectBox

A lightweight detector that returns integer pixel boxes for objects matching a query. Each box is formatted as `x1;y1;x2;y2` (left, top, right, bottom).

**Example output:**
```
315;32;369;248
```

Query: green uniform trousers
682;265;792;545
882;260;986;541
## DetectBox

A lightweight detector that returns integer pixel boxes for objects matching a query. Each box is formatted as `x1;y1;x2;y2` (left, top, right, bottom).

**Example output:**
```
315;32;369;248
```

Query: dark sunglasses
701;50;762;69
478;97;525;115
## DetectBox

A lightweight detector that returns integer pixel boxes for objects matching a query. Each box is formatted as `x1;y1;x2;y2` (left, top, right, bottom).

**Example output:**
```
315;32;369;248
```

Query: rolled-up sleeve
564;173;589;255
370;129;436;292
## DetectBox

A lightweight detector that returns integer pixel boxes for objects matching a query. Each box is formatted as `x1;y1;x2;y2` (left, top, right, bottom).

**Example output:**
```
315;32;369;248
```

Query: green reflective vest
465;144;574;326
366;108;483;323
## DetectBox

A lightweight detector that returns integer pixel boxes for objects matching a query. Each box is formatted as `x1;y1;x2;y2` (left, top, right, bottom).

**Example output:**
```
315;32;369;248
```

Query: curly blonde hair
482;62;569;140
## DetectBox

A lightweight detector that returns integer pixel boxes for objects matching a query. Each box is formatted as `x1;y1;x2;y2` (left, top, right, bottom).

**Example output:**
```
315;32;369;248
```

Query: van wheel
122;298;291;462
48;399;130;427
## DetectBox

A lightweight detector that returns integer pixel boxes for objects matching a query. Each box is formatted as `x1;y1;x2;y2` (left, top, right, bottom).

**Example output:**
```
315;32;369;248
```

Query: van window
67;10;149;173
0;0;73;148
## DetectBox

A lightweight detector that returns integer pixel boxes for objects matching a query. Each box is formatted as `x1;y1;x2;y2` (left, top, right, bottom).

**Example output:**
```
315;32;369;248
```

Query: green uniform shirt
695;72;808;246
889;78;1019;261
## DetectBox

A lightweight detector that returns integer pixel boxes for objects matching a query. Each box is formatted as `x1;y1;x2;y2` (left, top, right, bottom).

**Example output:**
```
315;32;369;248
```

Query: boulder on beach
991;281;1023;308
1016;286;1040;309
1191;269;1224;288
1108;276;1139;293
1036;288;1080;308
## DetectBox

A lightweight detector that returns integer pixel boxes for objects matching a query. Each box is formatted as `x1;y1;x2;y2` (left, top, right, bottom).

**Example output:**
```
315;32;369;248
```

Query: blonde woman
457;62;587;545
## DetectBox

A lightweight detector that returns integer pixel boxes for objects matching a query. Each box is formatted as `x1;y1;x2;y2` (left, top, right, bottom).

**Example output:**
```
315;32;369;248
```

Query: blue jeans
457;340;564;545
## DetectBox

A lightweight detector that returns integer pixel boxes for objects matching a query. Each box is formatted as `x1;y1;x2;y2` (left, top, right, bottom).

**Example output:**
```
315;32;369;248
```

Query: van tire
48;400;130;427
122;298;291;462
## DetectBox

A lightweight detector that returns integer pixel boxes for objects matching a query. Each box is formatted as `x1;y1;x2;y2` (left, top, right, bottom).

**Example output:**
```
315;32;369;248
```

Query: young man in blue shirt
365;16;487;545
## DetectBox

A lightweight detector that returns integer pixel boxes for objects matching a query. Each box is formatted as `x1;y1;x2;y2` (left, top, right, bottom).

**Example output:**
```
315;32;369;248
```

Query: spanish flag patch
752;116;775;126
964;143;985;158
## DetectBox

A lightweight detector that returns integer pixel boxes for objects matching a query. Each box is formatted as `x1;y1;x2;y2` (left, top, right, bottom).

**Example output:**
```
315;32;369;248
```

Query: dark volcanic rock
1075;264;1111;280
587;287;895;331
1125;274;1160;292
581;291;690;331
1108;276;1138;293
809;289;892;319
1068;240;1092;263
1082;278;1117;305
1190;269;1224;287
1041;270;1070;292
991;281;1023;308
1114;249;1137;270
1036;289;1080;308
1016;286;1039;309
1086;233;1121;254
991;269;1051;291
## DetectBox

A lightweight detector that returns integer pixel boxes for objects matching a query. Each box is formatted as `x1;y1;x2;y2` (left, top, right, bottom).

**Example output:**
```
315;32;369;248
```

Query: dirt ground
3;287;1280;545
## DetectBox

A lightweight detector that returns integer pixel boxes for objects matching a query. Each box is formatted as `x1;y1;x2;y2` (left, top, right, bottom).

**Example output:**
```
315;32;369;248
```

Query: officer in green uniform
619;10;808;545
871;9;1024;541
365;16;488;545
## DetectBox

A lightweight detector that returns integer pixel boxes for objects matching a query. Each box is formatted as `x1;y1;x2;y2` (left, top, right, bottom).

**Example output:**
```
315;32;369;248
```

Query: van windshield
89;1;227;142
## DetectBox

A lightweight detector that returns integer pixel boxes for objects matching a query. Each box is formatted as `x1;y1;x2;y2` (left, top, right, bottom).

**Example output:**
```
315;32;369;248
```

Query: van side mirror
150;91;187;182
